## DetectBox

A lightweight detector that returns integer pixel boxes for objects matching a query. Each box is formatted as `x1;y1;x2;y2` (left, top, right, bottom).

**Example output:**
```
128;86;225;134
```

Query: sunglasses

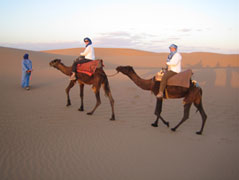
84;40;89;42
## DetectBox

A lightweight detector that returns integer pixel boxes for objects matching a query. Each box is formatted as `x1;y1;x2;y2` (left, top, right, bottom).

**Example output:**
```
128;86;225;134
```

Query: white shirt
80;44;95;60
166;52;182;73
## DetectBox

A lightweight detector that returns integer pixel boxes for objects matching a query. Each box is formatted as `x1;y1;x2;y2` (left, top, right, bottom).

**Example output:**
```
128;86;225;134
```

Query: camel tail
199;86;203;96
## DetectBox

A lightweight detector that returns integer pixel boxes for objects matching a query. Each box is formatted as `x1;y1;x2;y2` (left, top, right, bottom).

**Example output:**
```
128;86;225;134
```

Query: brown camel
116;66;207;134
49;59;115;120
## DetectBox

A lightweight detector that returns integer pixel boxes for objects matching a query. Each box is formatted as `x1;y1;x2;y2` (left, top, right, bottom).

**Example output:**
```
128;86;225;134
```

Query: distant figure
157;44;182;98
70;37;95;80
21;53;32;90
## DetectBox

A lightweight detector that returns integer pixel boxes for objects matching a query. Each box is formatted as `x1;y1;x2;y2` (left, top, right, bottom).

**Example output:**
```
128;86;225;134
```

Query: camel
49;59;115;120
116;66;207;134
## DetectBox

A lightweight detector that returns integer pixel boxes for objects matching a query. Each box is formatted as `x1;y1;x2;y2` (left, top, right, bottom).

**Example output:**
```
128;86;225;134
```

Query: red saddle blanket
77;60;103;76
167;69;193;88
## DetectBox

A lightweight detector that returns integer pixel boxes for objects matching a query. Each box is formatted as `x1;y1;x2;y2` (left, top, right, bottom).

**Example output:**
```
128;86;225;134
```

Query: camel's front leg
152;98;169;127
78;83;84;111
152;115;169;127
65;80;76;106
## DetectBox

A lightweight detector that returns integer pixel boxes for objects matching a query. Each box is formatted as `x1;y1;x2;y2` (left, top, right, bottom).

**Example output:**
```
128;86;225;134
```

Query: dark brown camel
116;66;207;134
49;59;115;120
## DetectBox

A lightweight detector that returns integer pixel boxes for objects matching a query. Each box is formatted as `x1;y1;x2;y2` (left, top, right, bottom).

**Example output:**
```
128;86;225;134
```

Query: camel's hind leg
171;103;192;132
106;91;115;120
194;101;207;135
65;80;76;106
87;87;101;115
102;80;115;120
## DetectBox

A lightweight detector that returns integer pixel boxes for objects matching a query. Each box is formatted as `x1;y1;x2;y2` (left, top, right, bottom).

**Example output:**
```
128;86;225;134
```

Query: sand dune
0;46;238;180
44;47;239;68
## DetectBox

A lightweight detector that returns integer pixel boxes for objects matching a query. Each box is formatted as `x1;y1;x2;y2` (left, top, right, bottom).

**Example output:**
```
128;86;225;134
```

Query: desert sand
0;46;238;180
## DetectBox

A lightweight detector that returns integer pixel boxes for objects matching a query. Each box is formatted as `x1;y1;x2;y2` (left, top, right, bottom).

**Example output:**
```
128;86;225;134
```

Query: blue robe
21;59;32;88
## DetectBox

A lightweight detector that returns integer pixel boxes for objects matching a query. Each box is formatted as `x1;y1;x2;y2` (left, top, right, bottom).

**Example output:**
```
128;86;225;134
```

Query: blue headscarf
167;44;178;62
84;37;92;47
23;53;29;59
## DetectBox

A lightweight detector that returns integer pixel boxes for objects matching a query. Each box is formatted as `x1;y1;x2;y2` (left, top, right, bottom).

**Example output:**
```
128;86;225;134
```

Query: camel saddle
77;60;103;76
155;69;193;88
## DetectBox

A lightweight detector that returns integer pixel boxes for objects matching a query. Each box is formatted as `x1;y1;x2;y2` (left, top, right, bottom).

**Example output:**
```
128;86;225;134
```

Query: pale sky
0;0;238;53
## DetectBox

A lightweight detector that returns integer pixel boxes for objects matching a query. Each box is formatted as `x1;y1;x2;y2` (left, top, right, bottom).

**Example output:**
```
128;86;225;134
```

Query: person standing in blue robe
21;53;32;90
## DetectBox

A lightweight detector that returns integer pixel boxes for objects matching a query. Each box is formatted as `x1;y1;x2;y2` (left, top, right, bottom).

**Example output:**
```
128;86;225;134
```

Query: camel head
116;66;135;76
49;59;62;69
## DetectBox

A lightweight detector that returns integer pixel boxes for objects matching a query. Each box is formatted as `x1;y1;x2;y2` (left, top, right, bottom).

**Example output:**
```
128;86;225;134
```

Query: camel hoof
78;107;84;111
165;122;170;127
87;112;93;115
196;131;202;135
66;100;71;106
110;115;115;120
171;128;176;132
151;123;158;127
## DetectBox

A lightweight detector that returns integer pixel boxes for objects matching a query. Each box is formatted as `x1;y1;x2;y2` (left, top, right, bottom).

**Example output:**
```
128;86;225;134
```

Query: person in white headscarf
157;44;182;98
70;37;95;80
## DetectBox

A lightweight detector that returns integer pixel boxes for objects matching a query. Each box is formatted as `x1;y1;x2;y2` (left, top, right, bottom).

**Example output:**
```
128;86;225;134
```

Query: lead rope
106;71;119;77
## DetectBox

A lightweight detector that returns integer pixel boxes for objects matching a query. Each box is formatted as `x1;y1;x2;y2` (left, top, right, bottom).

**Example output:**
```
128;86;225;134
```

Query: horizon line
0;45;239;55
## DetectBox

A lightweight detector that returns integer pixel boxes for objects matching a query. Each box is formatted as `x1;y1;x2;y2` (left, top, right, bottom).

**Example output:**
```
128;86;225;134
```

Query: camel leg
102;82;115;120
108;92;115;120
194;101;207;135
152;115;169;128
65;80;76;106
171;103;192;132
78;84;84;111
152;98;169;127
87;90;101;115
152;117;159;127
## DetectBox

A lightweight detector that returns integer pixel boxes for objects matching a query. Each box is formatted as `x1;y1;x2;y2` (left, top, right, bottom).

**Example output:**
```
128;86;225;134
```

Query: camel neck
57;63;72;76
127;71;153;91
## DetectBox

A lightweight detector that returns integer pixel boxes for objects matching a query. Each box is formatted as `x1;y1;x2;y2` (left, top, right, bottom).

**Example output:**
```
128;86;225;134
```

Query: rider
157;44;182;98
70;37;95;80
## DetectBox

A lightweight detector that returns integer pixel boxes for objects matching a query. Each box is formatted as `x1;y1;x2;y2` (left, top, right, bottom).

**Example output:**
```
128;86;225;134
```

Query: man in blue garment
21;53;32;90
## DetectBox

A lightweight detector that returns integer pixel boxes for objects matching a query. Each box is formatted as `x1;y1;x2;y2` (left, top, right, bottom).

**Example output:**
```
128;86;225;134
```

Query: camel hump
95;59;104;68
77;60;103;76
167;69;193;88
